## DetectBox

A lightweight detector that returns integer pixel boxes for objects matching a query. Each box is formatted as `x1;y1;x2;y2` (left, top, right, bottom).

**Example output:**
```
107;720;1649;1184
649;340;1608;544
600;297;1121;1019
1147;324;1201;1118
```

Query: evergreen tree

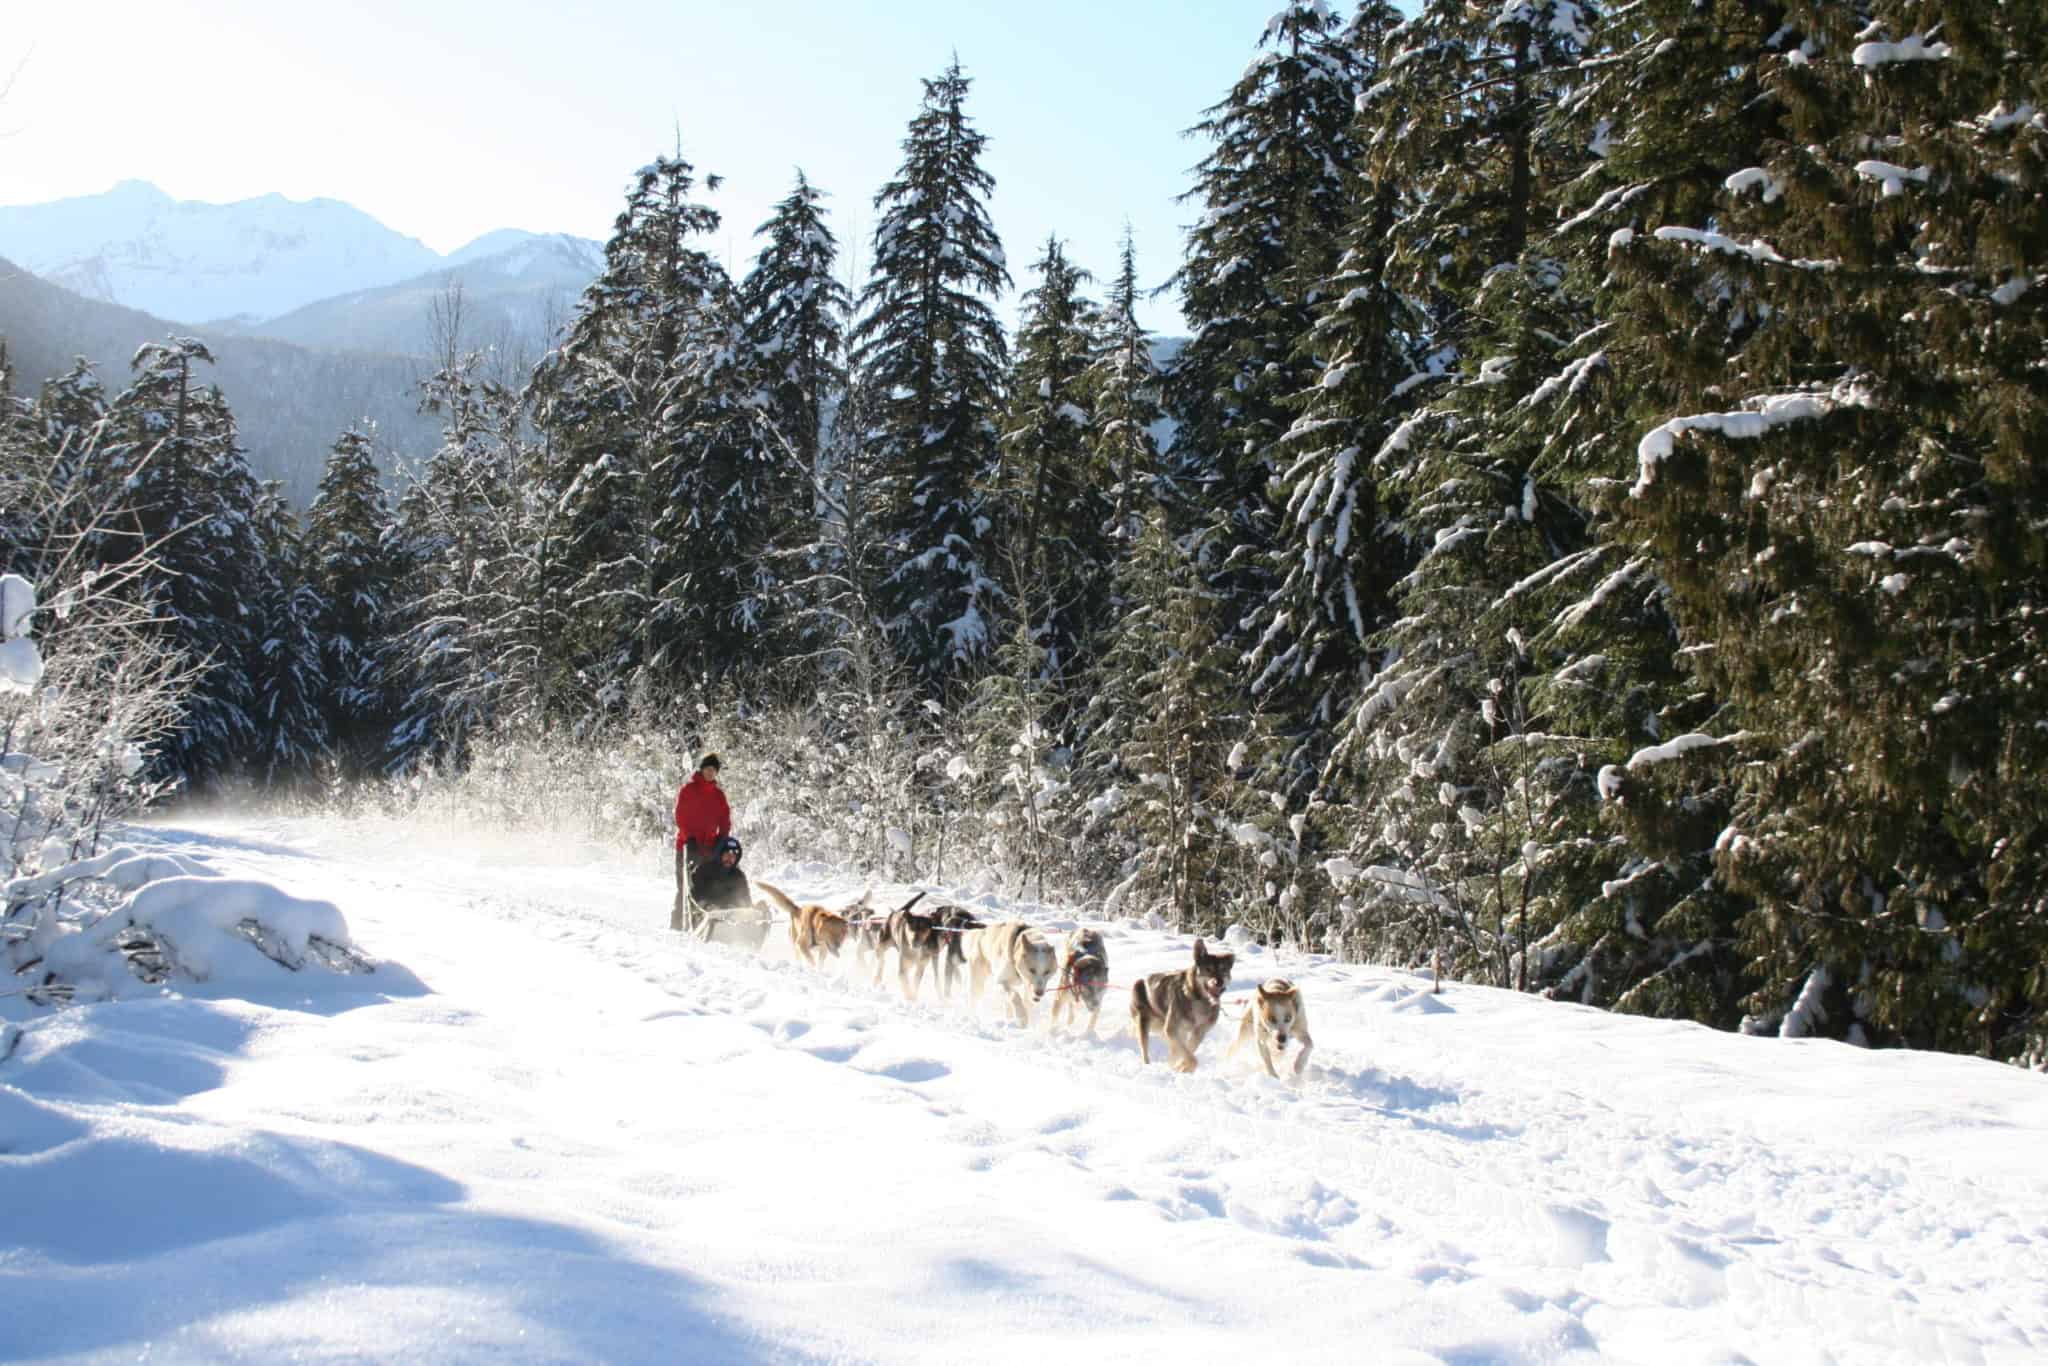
535;154;790;695
1319;0;1627;991
531;154;724;696
993;236;1110;685
1085;228;1165;545
303;425;398;771
1163;0;1361;640
848;59;1011;682
1251;0;1421;777
244;482;332;784
385;354;553;769
1612;1;2048;1058
101;339;270;788
1079;510;1243;929
742;170;851;486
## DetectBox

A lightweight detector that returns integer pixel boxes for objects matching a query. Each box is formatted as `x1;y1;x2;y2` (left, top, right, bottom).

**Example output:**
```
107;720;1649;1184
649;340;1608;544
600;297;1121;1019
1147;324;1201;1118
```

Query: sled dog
849;893;898;976
929;905;983;1000
1226;978;1314;1079
757;881;852;968
883;899;942;999
1049;928;1111;1037
1130;938;1235;1073
963;920;1059;1026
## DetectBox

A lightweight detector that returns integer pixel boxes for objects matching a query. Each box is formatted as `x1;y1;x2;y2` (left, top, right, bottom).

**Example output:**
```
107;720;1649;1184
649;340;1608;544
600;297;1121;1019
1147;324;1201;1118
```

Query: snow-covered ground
4;814;2046;1364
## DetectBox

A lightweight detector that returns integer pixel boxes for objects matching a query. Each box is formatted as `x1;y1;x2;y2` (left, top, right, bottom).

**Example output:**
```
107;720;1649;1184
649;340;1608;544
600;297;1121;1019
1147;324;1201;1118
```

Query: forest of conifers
3;2;2043;1063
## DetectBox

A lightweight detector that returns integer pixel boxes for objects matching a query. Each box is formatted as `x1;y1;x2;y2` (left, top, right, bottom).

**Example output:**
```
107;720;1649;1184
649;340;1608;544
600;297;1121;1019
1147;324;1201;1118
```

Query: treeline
3;2;2043;1063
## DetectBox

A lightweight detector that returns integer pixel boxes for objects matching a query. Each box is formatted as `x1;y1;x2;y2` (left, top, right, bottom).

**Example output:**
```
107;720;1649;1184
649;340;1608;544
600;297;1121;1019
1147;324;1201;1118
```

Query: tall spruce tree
244;483;332;783
303;425;398;771
1085;228;1165;545
993;236;1110;684
1611;1;2048;1059
742;170;851;487
1319;0;1626;991
531;154;731;696
100;339;270;788
848;59;1011;682
1164;0;1361;641
1252;1;1420;774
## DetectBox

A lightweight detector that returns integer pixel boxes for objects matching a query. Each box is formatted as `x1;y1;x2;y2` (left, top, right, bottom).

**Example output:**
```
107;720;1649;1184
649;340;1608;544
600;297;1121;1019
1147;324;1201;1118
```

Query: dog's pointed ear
1193;937;1207;955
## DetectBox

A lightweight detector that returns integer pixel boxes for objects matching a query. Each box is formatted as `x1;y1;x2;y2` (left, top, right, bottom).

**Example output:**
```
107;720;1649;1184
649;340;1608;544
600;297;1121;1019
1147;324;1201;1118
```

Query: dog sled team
669;753;1313;1079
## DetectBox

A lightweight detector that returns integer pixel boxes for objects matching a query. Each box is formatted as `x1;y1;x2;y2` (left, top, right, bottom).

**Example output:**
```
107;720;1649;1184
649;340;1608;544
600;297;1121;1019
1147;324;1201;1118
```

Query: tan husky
1130;938;1235;1072
757;881;853;968
1048;928;1110;1037
962;921;1059;1026
1227;978;1314;1079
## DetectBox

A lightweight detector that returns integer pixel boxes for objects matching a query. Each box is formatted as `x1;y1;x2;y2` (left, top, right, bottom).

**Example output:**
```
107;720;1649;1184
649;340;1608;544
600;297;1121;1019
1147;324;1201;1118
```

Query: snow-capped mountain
0;181;602;336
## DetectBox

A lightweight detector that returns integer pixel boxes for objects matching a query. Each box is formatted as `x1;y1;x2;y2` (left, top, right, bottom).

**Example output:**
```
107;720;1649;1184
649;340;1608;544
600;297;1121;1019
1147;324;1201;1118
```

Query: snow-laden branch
1633;383;1872;497
1851;34;1950;66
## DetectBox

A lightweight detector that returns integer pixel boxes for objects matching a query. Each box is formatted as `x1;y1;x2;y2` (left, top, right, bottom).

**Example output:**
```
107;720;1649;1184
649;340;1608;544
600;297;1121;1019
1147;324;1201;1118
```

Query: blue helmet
714;834;742;862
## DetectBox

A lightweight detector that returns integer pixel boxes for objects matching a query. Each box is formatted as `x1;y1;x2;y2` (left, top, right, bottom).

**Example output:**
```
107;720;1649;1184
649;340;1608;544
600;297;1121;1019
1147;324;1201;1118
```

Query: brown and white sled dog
963;921;1059;1026
1049;928;1110;1037
1227;978;1314;1079
881;898;942;999
757;881;852;968
929;905;983;1000
1130;938;1235;1073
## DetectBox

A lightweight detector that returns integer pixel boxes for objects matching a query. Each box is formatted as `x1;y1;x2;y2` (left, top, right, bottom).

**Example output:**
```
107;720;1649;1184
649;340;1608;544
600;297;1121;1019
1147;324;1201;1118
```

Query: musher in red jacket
671;753;732;931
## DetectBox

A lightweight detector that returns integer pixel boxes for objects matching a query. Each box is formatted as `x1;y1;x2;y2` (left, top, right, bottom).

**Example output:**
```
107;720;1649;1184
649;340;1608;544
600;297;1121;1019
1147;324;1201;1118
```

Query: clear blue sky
5;1;1304;333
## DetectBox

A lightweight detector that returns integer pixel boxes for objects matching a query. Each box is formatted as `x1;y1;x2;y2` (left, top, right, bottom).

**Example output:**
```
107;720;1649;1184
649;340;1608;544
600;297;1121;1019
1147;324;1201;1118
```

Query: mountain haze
0;255;439;504
237;233;601;359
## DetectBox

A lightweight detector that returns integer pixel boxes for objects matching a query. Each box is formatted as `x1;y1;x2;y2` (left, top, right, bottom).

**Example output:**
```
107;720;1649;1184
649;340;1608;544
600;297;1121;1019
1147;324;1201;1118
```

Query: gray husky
1049;928;1110;1037
1130;938;1235;1072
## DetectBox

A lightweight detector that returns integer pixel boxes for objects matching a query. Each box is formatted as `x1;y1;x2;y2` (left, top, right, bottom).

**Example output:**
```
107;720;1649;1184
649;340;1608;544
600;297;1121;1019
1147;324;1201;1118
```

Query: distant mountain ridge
0;253;440;506
231;233;602;359
0;180;602;346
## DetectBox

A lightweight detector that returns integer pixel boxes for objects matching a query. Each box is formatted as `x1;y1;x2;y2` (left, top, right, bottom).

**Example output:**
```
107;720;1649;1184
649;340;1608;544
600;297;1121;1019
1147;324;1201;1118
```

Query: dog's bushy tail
753;881;801;918
1130;978;1153;1063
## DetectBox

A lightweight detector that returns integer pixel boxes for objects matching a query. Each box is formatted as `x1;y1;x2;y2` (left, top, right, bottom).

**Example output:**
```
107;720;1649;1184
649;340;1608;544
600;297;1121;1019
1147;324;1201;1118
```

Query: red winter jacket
674;772;731;853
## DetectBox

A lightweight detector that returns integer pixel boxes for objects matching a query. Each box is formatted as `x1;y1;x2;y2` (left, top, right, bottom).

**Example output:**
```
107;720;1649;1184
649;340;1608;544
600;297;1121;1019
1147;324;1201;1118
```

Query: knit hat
698;753;722;773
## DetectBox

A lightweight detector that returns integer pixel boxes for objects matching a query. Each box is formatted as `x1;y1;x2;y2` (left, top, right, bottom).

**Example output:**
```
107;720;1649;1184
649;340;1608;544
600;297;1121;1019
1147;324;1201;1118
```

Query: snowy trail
4;817;2046;1364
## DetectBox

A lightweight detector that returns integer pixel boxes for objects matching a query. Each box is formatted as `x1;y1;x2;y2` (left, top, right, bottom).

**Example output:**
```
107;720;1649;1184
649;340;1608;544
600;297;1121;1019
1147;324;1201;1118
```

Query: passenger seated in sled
691;834;752;913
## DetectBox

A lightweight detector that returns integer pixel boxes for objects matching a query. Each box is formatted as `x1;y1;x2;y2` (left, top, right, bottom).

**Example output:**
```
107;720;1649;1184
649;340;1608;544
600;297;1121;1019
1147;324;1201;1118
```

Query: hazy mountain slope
0;180;443;326
245;233;599;359
0;256;439;504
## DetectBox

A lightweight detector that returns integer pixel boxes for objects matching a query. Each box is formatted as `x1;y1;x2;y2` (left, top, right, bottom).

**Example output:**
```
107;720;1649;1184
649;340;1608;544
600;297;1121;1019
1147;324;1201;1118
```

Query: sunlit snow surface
3;815;2045;1363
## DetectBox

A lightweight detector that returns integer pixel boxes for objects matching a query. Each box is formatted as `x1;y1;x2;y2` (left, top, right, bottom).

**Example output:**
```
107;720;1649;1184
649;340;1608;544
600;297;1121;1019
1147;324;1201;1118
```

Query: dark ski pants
671;845;710;931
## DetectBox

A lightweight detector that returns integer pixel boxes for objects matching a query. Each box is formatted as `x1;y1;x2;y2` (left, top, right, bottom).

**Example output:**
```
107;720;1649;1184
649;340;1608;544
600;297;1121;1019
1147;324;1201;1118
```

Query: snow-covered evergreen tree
1079;509;1243;930
993;236;1110;685
1163;0;1361;640
1318;0;1623;991
100;339;270;788
742;170;850;487
848;59;1011;682
1250;0;1420;779
534;154;791;695
385;355;557;770
1085;228;1165;545
244;483;332;784
1611;1;2048;1057
303;425;398;771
